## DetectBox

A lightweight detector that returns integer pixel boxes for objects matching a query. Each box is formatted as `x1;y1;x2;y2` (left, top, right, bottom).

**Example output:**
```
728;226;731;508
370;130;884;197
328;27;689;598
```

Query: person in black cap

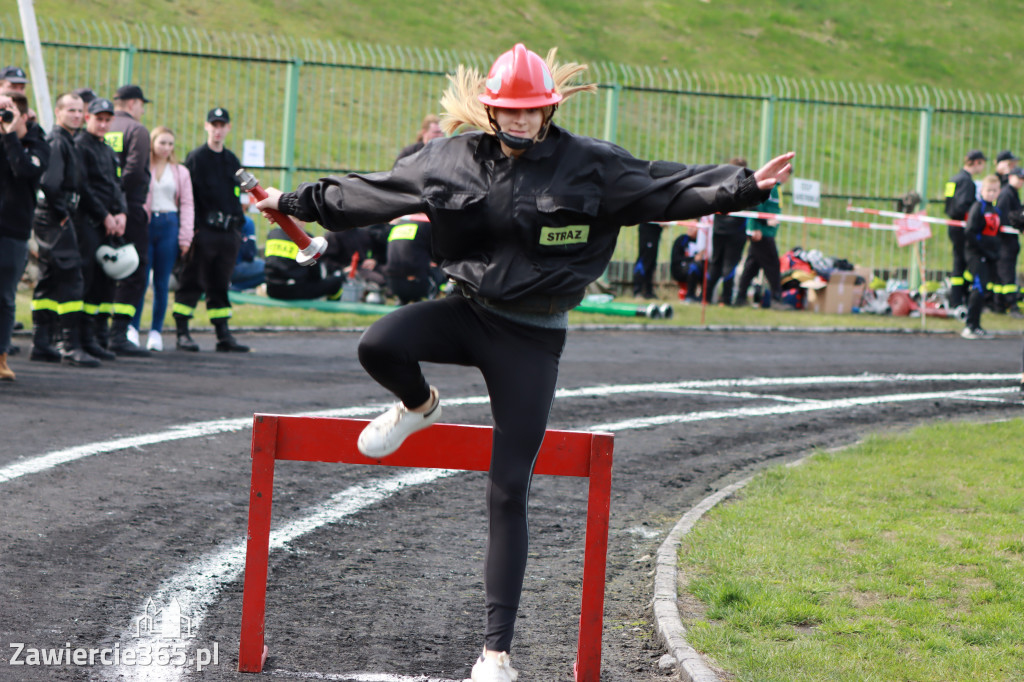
173;106;248;352
30;92;100;367
72;87;97;106
0;66;28;94
995;150;1020;187
996;167;1024;316
75;97;127;359
104;84;151;356
944;149;987;314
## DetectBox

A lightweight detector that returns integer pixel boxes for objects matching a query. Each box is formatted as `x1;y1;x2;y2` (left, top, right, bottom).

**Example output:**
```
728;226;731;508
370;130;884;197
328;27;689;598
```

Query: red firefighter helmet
478;43;562;109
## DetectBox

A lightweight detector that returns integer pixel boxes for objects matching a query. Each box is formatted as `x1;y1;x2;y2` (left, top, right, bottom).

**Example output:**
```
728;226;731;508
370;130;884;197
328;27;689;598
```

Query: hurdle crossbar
238;414;615;681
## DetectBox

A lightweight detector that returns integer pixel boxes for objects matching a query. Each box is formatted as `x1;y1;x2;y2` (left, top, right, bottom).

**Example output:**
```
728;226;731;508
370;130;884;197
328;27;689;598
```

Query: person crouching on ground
255;43;794;682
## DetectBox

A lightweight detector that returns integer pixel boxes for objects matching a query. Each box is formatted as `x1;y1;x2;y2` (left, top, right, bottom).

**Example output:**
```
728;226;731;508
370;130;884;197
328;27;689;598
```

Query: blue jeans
133;211;179;332
0;236;29;351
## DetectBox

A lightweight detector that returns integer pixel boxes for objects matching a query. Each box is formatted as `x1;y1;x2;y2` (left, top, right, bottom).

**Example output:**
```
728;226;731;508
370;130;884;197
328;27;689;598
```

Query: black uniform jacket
996;183;1024;232
281;125;767;308
0;122;48;241
964;200;1001;261
76;130;127;229
945;168;976;221
265;226;323;287
34;125;85;267
106;111;150;205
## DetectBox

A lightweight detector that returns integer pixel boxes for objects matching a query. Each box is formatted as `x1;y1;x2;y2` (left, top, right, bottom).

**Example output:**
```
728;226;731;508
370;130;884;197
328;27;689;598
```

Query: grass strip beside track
678;420;1024;682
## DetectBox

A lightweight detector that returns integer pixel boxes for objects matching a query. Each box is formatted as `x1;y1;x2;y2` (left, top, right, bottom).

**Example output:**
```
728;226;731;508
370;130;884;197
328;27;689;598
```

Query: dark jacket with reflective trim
280;125;767;308
75;129;127;228
0;121;48;241
264;226;320;286
106;111;150;205
945;168;976;221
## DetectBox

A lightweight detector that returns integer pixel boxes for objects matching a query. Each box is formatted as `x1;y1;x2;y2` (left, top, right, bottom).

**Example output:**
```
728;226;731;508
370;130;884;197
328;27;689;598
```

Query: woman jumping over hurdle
256;43;794;682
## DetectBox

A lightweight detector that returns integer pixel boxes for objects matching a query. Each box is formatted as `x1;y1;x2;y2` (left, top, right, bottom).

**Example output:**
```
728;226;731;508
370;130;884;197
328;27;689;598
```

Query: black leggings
357;294;567;653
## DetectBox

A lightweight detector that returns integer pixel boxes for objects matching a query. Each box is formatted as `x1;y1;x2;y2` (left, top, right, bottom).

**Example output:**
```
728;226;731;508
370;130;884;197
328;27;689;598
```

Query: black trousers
357;294;566;653
948;225;967;308
996;234;1020;311
76;218;115;315
632;222;662;297
706;232;747;305
965;249;994;330
174;228;242;320
111;202;149;319
736;236;782;304
33;212;83;315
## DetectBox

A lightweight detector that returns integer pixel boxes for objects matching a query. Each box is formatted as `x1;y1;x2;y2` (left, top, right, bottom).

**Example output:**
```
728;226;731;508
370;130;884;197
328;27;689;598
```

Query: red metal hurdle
238;413;614;680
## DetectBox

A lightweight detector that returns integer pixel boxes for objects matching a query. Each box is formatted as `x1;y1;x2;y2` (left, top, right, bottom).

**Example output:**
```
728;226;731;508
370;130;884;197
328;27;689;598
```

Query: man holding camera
105;84;152;356
172;107;248;352
0;90;48;380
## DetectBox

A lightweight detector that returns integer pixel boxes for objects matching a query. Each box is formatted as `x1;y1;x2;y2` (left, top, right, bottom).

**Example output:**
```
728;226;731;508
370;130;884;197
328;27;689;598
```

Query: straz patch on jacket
104;131;123;153
265;239;300;259
540;225;589;246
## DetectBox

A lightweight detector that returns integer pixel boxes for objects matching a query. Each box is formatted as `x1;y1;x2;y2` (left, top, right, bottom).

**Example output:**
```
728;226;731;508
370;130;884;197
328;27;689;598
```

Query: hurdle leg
574;434;614;681
239;415;279;672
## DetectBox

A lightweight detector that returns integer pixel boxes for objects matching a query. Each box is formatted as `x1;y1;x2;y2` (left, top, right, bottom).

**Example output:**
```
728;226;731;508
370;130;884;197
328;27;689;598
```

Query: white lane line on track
106;376;1018;682
1;373;1016;485
269;671;462;681
105;468;459;682
590;387;1015;431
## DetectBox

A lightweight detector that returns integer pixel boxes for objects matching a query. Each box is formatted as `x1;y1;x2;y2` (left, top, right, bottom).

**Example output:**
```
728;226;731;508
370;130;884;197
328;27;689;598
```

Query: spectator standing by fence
995;150;1019;187
74;96;126;361
945;149;986;315
106;84;152;357
631;221;662;299
173;107;248;353
31;92;99;367
961;175;1002;339
735;183;784;308
995;167;1024;317
395;114;444;163
704;157;750;306
134;125;194;351
0;90;48;380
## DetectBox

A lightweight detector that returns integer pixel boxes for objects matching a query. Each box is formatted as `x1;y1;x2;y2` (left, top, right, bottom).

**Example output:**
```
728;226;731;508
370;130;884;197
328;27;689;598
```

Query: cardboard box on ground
803;266;873;314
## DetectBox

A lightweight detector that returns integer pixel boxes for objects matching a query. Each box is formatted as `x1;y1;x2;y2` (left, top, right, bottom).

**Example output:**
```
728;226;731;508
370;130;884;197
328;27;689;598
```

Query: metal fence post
758;94;775;167
280;58;301;192
602;83;620;144
118;44;136;86
912;106;934;293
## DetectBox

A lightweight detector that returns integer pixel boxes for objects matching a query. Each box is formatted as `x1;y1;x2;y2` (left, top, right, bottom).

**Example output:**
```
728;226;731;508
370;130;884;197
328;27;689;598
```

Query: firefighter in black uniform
255;43;795;682
30;92;101;367
264;225;344;300
945;149;987;313
631;221;662;299
995;167;1024;316
75;97;127;360
705;157;750;305
173;107;248;352
30;93;101;364
384;216;438;304
105;84;151;356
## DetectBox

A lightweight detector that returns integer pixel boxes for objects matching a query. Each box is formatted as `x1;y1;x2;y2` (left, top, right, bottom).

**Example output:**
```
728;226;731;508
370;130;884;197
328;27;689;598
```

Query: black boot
29;310;61;363
175;315;199;352
94;313;111;350
81;316;115;361
109;316;151;357
60;315;101;367
214;319;249;353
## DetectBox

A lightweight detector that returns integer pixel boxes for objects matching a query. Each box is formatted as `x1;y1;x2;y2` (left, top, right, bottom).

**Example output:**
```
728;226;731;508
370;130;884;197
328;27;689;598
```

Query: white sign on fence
791;178;821;208
242;139;265;168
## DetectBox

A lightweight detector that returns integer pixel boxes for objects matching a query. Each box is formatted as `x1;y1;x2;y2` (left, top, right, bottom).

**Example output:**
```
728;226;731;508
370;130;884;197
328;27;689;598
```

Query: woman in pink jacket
133;126;194;351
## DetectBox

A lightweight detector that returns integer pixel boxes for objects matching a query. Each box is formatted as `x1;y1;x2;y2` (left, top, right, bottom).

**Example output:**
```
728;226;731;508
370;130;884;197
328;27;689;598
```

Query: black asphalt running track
1;324;1020;681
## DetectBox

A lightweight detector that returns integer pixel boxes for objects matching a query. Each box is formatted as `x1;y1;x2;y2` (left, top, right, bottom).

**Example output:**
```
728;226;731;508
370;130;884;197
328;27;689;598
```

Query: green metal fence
3;17;1024;286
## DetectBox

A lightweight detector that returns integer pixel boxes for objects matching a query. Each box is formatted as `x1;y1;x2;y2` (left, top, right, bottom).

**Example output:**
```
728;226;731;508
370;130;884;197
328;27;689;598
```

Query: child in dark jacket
962;174;1003;339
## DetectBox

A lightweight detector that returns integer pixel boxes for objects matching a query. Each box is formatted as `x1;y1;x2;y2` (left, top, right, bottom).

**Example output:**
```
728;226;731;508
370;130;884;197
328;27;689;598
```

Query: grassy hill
2;0;1023;95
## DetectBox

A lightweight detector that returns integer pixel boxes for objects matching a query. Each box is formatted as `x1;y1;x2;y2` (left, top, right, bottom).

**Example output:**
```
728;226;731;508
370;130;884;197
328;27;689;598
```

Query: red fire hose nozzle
236;169;327;267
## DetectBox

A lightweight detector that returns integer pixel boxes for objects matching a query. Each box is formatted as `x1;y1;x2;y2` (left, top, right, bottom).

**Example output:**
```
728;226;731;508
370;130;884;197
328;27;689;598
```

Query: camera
0;109;13;124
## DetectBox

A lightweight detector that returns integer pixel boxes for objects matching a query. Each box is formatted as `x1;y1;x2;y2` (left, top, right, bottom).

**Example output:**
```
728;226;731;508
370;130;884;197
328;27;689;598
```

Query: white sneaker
961;327;981;340
147;330;164;352
357;387;441;459
470;650;518;682
126;325;140;347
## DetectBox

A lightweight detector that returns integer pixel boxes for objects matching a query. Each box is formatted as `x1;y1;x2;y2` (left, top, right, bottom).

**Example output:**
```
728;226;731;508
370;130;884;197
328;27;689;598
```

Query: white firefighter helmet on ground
95;241;140;280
